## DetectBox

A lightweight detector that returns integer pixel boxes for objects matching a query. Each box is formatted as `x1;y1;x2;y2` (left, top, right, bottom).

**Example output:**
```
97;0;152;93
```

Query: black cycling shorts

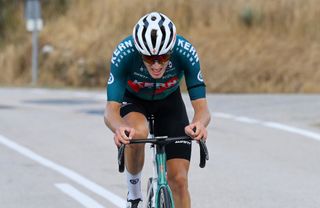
120;88;191;161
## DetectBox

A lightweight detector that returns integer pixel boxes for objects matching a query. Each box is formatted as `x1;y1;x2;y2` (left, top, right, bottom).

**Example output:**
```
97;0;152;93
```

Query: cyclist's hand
114;127;135;147
185;122;207;141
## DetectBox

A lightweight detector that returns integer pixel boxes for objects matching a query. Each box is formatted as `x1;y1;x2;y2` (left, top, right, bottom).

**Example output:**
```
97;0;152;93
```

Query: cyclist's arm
191;98;211;127
104;101;135;146
175;36;210;139
105;36;136;146
185;98;211;141
104;101;122;133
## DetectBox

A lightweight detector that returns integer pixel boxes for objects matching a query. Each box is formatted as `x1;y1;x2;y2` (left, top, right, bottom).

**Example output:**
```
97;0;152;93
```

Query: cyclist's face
142;55;170;79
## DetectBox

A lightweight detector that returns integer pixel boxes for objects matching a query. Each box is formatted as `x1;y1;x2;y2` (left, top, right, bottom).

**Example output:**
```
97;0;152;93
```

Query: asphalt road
1;87;320;208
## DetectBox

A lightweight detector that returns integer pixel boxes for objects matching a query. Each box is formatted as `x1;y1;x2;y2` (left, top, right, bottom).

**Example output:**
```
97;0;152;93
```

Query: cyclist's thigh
120;94;149;137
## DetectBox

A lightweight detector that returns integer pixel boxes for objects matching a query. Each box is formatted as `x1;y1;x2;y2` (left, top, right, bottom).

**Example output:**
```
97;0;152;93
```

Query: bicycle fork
146;114;157;207
146;141;158;208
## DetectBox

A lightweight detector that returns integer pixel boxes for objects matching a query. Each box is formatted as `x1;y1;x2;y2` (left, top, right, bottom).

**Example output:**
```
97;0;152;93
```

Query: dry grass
0;0;320;92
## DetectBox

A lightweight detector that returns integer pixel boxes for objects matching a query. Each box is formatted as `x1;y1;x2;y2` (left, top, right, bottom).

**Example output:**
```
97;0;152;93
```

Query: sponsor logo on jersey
128;77;179;94
162;73;177;79
108;73;114;84
111;39;135;67
133;72;149;79
197;71;204;82
176;39;199;66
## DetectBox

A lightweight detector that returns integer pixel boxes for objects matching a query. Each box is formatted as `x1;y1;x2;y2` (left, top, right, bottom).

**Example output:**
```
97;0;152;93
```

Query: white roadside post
24;0;43;86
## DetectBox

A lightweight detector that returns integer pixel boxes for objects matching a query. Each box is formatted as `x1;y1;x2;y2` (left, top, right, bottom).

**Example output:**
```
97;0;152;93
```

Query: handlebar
117;136;209;173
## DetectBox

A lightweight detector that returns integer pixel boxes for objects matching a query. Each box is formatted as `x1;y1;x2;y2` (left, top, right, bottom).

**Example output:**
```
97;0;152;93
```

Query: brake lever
118;144;125;173
199;139;209;168
117;130;132;173
192;127;209;168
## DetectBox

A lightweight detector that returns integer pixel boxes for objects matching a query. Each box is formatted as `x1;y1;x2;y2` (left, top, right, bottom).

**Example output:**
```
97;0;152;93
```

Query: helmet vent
151;16;156;21
151;29;157;49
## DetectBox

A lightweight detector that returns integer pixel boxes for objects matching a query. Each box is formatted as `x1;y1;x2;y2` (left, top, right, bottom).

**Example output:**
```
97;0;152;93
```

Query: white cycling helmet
133;12;177;56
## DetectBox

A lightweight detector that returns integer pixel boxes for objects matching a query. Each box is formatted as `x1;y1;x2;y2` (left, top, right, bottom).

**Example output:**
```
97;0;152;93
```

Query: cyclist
104;12;211;208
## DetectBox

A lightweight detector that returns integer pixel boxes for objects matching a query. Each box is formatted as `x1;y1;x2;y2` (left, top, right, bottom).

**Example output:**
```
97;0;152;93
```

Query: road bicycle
118;114;209;208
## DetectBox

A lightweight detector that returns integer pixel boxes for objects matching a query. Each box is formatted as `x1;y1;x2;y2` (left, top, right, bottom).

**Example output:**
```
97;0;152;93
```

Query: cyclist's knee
168;173;188;192
133;124;149;139
127;124;148;151
123;112;149;140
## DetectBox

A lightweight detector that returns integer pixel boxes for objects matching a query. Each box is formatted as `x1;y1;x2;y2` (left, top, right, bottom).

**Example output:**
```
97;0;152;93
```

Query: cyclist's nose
151;61;162;69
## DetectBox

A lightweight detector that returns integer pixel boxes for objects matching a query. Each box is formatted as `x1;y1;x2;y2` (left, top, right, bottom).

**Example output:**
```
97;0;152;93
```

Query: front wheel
146;177;154;208
157;187;173;208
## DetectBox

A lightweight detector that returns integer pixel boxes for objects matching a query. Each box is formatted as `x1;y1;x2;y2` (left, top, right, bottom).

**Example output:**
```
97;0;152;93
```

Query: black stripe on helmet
141;27;152;55
165;22;174;50
158;26;166;54
134;24;143;50
158;14;165;27
142;16;149;27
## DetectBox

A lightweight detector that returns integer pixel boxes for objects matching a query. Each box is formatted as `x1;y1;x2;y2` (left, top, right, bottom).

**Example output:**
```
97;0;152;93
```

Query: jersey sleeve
107;36;135;102
175;36;206;100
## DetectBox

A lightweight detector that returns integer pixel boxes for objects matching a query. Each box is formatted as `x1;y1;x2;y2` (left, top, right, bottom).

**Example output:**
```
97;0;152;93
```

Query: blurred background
1;2;320;208
0;0;319;93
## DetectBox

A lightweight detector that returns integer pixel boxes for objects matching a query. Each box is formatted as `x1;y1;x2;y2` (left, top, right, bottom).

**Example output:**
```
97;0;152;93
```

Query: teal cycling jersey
107;35;206;102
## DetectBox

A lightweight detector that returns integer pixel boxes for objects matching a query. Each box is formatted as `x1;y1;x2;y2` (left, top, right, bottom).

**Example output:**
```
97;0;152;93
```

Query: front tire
158;187;173;208
146;177;154;208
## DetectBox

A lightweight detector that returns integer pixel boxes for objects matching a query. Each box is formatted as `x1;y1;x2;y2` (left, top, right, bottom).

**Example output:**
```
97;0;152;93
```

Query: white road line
212;112;237;119
187;108;320;142
234;116;260;124
212;112;320;142
55;183;105;208
0;135;126;208
263;121;320;141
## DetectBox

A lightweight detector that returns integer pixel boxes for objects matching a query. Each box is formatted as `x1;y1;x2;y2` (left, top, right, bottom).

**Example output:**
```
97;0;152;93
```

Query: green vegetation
0;0;319;92
0;0;21;45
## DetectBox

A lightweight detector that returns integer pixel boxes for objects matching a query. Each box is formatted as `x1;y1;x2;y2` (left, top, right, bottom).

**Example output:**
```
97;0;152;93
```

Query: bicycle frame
117;114;209;208
147;114;174;208
147;135;175;208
